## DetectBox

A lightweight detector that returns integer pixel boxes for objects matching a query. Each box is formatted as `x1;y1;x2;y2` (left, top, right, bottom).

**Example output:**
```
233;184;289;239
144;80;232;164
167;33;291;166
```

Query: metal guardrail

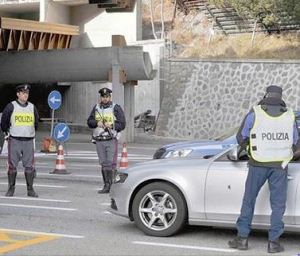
205;5;227;35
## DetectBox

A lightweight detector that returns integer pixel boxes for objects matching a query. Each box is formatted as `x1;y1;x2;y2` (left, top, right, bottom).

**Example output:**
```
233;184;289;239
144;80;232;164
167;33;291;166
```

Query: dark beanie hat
266;85;282;97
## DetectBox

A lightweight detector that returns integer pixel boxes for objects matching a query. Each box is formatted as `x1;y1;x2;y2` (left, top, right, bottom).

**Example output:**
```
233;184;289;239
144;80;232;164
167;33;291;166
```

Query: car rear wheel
132;182;187;237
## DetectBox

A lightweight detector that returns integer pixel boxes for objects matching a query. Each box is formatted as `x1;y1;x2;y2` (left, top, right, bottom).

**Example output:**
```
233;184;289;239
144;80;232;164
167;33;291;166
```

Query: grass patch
142;0;300;59
178;33;300;59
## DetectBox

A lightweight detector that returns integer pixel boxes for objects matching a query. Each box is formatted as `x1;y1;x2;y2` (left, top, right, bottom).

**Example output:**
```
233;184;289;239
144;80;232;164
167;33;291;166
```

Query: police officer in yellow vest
228;85;300;253
1;84;39;197
87;87;126;194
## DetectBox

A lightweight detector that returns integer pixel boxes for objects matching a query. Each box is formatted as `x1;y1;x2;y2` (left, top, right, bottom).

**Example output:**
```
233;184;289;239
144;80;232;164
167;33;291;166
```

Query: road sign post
53;123;70;143
51;123;71;174
47;90;62;137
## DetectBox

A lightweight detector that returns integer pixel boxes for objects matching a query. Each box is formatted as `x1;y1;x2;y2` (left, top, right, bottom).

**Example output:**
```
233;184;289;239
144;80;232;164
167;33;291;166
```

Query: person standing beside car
87;87;126;194
1;84;39;197
228;85;300;253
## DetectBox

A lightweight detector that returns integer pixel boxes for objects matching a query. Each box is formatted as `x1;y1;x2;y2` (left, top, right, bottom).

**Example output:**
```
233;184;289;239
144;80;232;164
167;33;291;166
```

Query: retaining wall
156;59;300;139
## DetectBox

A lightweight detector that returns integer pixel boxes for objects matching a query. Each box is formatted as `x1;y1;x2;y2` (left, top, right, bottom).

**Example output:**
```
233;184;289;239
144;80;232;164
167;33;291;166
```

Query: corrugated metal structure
0;17;79;51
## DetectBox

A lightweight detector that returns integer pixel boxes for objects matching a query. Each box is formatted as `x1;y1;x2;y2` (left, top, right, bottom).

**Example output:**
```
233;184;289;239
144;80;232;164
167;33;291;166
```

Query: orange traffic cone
41;137;57;153
119;143;129;169
50;144;70;174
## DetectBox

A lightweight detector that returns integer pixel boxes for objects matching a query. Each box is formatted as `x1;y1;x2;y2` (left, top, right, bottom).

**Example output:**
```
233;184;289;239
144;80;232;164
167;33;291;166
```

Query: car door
205;153;248;222
205;151;296;225
289;162;300;225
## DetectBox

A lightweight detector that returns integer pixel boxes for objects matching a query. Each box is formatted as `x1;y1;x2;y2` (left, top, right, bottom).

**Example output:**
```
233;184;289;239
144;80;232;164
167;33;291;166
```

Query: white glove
4;132;10;140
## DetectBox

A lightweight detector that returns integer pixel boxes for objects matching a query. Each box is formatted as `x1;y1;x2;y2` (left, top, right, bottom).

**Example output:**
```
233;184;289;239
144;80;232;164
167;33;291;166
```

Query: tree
149;0;158;39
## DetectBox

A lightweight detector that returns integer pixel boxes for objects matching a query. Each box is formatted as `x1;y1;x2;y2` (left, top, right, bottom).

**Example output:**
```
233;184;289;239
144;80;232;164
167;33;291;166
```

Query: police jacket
236;97;300;168
1;100;39;140
87;101;126;133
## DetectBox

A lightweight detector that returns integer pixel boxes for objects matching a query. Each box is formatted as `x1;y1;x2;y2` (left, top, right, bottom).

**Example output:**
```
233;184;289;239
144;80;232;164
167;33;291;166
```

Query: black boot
5;172;17;197
111;169;116;183
268;239;284;253
106;170;113;192
98;169;110;194
25;172;38;197
228;236;248;250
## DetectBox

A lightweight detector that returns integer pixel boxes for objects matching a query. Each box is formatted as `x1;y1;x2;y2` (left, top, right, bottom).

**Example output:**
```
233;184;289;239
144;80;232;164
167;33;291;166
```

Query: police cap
99;87;112;97
16;84;31;92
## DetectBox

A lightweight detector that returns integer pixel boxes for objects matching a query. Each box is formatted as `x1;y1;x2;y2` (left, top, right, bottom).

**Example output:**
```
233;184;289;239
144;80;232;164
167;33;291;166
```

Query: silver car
110;145;300;237
153;127;238;159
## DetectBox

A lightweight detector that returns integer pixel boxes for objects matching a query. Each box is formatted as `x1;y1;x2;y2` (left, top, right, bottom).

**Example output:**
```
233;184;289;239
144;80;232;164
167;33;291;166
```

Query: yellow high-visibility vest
249;105;294;162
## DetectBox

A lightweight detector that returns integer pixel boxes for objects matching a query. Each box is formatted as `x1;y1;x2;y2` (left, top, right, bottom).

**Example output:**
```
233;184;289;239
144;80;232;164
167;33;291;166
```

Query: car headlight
114;172;128;183
164;149;193;158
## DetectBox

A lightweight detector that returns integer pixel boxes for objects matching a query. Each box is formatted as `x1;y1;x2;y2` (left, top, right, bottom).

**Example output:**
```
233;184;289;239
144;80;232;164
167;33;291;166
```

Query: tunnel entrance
0;84;68;119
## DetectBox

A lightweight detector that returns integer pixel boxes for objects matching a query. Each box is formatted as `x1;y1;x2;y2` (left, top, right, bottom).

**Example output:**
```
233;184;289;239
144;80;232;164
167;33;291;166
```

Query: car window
215;148;249;162
215;154;231;161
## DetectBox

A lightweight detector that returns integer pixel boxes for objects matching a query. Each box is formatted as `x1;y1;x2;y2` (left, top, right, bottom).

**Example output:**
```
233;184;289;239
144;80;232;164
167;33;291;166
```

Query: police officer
1;84;39;197
228;85;300;253
87;87;126;194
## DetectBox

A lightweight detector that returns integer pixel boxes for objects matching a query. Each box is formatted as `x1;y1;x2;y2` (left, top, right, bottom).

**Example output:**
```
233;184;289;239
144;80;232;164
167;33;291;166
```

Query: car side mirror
227;147;238;161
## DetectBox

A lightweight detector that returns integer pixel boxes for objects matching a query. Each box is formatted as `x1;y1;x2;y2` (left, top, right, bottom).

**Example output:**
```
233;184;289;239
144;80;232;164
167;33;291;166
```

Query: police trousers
95;138;118;171
7;137;35;173
237;165;288;241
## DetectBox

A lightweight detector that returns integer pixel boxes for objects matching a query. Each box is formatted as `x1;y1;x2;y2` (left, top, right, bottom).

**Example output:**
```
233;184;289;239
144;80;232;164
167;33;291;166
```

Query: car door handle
287;175;294;181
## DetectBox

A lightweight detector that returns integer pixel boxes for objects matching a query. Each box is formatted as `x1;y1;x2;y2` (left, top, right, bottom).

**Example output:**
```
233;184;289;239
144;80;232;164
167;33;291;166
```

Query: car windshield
215;126;239;141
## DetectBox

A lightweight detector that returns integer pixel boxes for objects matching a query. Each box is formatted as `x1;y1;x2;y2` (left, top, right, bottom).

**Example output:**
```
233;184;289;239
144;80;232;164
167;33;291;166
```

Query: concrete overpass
0;46;155;142
0;46;154;83
0;17;155;142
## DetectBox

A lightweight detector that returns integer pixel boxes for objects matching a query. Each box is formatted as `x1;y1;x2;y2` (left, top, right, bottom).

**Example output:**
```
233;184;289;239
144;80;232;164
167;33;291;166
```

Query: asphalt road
0;132;299;256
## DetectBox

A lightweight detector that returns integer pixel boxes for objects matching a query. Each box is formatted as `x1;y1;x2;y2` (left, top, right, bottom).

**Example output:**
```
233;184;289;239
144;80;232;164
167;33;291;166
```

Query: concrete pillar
39;0;48;22
111;47;132;142
40;0;70;23
111;47;124;108
124;83;135;142
111;49;137;142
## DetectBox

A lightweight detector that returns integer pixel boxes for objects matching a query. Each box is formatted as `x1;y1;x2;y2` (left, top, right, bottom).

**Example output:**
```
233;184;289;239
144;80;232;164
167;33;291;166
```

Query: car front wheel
132;182;187;237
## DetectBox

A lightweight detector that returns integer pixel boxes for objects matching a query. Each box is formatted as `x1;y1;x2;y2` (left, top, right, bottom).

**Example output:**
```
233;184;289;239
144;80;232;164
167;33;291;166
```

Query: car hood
123;157;209;173
161;135;237;150
162;139;219;150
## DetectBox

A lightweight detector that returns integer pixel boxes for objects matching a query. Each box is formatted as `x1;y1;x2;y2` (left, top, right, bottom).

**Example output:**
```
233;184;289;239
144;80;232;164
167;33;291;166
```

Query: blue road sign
48;90;62;110
53;123;70;142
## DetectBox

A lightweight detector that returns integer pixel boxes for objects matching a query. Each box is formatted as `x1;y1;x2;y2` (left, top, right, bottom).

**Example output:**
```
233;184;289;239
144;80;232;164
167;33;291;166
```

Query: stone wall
156;59;300;139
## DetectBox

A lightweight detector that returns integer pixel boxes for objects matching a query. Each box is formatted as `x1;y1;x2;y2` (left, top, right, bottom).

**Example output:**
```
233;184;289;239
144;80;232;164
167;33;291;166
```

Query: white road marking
30;152;150;157
102;211;112;214
0;156;151;162
132;241;238;253
0;183;66;188
100;203;110;206
0;228;84;238
0;203;77;211
35;163;100;169
126;146;157;150
0;196;71;203
38;173;101;179
65;157;99;160
60;156;151;160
